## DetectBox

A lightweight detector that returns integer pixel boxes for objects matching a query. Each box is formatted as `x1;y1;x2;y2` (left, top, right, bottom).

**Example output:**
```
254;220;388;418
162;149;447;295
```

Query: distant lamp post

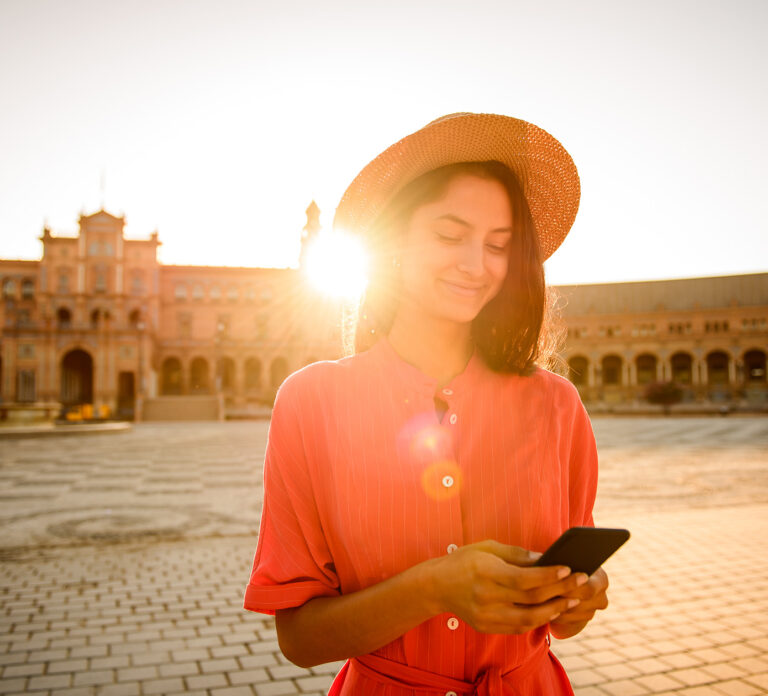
137;321;145;397
215;321;225;394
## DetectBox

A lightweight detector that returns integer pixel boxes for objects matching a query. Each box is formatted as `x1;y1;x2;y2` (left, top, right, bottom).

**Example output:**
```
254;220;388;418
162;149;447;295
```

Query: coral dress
244;337;598;694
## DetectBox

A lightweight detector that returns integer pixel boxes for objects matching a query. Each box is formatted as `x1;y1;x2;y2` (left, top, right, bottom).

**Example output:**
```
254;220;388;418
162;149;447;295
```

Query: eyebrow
433;214;513;234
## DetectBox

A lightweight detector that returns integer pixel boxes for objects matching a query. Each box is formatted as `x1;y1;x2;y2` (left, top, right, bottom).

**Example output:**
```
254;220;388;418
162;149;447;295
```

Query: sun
304;230;369;300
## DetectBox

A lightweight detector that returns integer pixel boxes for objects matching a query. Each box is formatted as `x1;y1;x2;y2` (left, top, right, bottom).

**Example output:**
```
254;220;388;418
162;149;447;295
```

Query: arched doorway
706;351;730;385
601;355;623;386
61;349;93;405
244;357;262;392
568;356;589;388
744;349;767;383
189;357;210;394
671;352;693;385
635;354;657;386
270;357;289;390
161;357;183;395
706;350;730;402
216;356;236;393
743;349;768;406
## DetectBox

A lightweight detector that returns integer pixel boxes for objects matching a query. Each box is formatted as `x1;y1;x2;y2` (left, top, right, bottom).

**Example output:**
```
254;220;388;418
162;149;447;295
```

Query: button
447;617;459;630
446;692;458;696
442;475;454;488
447;543;458;554
449;414;457;424
442;388;454;396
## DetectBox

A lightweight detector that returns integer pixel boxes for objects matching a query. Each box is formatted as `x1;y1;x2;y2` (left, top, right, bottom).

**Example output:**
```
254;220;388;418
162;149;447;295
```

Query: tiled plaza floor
1;417;767;695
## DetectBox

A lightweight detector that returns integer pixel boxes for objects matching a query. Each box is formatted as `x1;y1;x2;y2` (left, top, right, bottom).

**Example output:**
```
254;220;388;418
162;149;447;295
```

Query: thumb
477;540;542;567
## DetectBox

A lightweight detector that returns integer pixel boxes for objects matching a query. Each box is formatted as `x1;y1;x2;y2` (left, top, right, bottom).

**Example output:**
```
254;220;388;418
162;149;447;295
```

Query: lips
441;280;485;297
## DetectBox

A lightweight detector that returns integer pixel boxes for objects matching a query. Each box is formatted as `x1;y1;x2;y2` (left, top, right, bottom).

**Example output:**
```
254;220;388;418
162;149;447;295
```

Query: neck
387;305;474;389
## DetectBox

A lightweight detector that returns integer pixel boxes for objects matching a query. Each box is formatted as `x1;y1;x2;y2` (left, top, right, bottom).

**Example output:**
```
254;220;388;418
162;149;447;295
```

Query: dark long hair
346;160;562;375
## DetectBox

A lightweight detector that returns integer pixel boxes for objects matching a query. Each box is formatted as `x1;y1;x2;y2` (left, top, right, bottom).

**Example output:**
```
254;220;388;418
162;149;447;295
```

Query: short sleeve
244;377;341;615
567;395;598;528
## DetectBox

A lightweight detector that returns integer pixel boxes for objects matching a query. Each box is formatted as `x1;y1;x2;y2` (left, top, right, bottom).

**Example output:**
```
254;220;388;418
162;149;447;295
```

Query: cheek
488;255;509;289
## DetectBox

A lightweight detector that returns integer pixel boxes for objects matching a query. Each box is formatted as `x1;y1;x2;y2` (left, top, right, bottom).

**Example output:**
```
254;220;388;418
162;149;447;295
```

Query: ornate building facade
558;274;768;409
1;206;766;418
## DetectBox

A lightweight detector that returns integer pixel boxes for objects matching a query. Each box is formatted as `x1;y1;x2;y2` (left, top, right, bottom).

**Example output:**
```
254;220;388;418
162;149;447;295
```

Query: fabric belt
330;641;555;695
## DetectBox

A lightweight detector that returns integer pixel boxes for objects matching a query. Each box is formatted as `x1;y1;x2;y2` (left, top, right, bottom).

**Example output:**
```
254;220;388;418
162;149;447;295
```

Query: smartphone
534;527;630;576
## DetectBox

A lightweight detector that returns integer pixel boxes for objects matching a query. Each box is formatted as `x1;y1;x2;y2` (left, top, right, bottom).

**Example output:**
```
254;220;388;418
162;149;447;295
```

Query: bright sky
1;0;766;284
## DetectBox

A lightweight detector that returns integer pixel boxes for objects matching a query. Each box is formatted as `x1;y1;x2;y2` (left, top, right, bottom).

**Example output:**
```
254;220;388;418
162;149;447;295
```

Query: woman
244;113;609;694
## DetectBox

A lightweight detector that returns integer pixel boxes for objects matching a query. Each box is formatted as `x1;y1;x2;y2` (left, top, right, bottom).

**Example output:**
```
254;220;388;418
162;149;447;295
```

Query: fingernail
529;551;542;561
548;613;561;622
556;567;571;579
575;573;589;586
567;599;580;609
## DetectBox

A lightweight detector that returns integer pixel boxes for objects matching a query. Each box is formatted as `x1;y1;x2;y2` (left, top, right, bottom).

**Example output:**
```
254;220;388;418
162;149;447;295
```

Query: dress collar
368;335;488;397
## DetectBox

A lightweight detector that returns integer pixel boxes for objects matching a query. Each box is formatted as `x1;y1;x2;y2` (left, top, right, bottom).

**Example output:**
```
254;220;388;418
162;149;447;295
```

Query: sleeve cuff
243;580;341;616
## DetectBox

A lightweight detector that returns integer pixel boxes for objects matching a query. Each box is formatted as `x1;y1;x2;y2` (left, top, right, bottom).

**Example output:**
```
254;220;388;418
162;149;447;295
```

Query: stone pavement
1;417;767;695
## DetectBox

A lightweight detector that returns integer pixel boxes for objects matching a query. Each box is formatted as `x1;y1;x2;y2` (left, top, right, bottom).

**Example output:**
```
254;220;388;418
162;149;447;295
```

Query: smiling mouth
441;280;485;297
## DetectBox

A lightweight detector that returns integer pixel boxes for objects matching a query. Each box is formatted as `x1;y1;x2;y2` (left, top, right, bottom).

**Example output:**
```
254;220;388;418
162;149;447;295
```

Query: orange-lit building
1;206;766;418
557;275;768;409
0;207;342;419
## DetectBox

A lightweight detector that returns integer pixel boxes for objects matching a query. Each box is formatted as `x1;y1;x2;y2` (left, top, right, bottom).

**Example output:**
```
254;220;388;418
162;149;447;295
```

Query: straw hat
333;112;580;260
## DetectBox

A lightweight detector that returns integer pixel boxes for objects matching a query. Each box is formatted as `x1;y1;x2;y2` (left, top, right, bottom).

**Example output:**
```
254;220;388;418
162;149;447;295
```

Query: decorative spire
300;201;321;270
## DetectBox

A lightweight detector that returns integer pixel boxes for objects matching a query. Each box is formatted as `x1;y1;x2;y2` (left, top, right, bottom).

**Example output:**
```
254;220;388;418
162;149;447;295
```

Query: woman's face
397;174;513;325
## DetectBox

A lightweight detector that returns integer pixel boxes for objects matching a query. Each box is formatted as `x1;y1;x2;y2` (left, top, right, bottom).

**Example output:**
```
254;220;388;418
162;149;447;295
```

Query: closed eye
436;232;462;243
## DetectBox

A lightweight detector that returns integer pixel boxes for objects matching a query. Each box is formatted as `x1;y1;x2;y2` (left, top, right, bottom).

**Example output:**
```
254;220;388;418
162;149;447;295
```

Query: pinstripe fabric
244;337;598;694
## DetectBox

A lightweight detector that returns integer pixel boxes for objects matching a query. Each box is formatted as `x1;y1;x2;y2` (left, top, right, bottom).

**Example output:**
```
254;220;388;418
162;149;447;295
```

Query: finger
507;573;591;605
476;540;541;567
480;596;581;634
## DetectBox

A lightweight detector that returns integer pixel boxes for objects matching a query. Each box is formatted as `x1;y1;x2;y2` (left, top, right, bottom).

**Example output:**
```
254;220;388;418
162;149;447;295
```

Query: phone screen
534;527;630;576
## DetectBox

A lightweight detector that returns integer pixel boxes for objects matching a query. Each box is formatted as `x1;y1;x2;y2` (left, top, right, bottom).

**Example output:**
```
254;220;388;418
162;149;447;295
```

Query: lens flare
304;230;369;300
421;460;462;501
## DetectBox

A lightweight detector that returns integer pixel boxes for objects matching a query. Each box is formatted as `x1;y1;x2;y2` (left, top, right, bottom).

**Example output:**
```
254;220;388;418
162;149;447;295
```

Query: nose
456;240;485;277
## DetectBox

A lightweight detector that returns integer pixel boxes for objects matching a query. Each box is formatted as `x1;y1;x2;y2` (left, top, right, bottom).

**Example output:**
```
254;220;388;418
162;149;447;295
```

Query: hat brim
332;113;580;261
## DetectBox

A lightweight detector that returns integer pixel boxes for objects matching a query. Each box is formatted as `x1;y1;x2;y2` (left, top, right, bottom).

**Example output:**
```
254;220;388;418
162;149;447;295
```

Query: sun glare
304;230;369;300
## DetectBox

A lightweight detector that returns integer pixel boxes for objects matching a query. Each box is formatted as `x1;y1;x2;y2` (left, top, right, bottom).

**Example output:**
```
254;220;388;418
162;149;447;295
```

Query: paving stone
142;677;185;694
27;674;72;690
228;668;270;685
2;662;44;677
186;673;229;689
296;675;335;692
254;682;300;696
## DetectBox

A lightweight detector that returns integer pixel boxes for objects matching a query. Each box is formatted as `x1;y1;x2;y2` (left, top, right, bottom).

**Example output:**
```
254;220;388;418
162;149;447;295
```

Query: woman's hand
426;540;589;635
549;567;609;639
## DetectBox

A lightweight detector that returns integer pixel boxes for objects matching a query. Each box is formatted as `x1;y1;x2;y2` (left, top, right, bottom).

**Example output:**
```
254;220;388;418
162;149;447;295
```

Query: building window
94;266;107;293
16;309;31;326
192;284;204;300
227;286;239;302
216;314;230;337
57;307;72;328
128;309;142;328
18;344;35;359
103;242;114;256
89;241;100;256
178;312;192;338
2;278;16;298
174;283;188;301
16;370;36;403
245;287;256;303
21;279;34;299
255;313;268;339
58;271;70;293
130;271;145;295
210;285;221;301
